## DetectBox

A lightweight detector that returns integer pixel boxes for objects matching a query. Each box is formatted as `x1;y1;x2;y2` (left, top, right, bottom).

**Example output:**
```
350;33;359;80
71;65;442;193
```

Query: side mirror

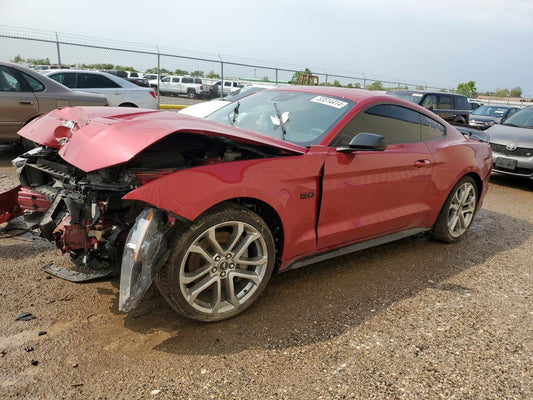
494;117;503;124
336;132;387;153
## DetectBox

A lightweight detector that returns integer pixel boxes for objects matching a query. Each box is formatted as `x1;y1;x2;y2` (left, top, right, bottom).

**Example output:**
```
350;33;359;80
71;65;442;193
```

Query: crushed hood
17;107;304;172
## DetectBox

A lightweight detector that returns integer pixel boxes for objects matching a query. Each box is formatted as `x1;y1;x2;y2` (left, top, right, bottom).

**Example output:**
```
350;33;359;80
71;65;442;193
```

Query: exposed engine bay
14;132;284;271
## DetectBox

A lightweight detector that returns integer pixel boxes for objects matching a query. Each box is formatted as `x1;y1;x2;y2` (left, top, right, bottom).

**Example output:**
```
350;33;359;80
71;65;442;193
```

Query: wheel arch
211;197;285;271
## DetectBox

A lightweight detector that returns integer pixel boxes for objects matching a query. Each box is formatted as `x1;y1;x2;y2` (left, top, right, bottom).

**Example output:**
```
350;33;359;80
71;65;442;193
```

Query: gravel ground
0;143;531;399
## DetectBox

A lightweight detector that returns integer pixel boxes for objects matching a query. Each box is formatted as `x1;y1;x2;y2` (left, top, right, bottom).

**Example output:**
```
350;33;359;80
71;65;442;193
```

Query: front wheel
187;90;197;99
155;205;275;322
431;176;478;243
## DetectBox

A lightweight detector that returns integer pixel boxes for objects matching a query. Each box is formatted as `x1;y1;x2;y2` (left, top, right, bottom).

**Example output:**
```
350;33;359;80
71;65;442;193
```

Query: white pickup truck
158;76;215;99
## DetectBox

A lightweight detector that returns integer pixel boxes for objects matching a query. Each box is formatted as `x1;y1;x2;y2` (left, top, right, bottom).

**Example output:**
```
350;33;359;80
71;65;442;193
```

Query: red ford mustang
0;87;492;321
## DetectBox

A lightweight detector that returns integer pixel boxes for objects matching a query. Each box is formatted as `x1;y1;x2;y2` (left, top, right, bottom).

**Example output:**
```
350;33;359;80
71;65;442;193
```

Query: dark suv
387;90;470;125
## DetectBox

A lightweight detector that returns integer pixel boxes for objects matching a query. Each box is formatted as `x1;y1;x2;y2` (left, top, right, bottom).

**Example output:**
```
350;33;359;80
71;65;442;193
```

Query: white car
180;84;275;118
45;70;158;109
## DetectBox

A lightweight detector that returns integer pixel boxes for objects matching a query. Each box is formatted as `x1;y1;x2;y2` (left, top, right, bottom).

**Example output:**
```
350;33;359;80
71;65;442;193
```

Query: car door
317;104;436;249
0;65;39;142
77;72;124;106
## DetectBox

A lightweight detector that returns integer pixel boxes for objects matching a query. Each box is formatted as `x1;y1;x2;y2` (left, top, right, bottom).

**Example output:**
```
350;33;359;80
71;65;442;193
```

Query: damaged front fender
119;207;169;312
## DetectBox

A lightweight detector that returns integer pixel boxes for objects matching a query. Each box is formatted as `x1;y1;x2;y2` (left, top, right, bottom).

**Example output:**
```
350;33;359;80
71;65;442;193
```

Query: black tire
187;90;197;99
431;176;478;243
155;204;275;322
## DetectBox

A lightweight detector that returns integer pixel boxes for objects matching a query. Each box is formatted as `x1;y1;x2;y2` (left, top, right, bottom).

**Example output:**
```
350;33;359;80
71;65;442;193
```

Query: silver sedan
0;61;108;148
487;106;533;179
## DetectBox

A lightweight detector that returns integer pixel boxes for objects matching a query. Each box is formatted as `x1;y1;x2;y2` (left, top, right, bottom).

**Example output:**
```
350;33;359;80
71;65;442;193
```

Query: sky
1;0;533;96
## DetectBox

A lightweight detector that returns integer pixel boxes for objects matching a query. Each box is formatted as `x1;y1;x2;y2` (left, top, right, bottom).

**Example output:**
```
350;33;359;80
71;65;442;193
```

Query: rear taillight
149;90;156;99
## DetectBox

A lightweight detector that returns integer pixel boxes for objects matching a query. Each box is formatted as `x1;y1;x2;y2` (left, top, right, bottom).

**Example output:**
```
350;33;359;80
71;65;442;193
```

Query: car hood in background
17;106;304;172
179;100;229;118
486;123;533;148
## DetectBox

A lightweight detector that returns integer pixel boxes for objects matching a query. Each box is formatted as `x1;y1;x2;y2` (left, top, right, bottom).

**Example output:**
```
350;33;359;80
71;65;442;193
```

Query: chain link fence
1;25;453;92
3;25;531;108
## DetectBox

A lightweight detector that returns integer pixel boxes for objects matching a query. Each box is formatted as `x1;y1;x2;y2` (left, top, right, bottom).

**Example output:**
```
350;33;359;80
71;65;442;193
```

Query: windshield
207;90;354;146
472;106;511;117
501;107;533;128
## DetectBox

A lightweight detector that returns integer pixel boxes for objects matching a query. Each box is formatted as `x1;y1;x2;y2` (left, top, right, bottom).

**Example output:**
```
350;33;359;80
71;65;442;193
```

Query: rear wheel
431;176;478;243
155;204;275;322
187;90;197;99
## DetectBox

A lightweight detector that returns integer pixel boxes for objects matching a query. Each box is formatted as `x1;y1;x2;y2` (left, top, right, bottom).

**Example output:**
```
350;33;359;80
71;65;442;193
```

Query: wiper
227;101;240;125
273;102;287;140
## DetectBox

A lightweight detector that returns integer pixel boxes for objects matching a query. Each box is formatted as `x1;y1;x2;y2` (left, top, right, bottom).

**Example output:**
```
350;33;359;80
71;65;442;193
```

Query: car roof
263;86;389;103
44;69;140;88
387;89;465;97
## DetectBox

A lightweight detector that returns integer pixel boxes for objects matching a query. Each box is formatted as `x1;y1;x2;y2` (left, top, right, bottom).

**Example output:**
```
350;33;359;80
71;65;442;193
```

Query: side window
49;73;76;88
437;95;452;110
172;77;181;83
0;67;26;91
331;104;422;146
225;81;231;87
161;76;171;82
21;72;45;91
454;96;468;110
420;115;445;141
130;72;138;78
79;73;120;88
421;95;437;109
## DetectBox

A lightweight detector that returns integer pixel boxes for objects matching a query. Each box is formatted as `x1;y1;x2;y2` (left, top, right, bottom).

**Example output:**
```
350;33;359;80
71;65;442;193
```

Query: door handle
414;160;431;168
19;99;34;105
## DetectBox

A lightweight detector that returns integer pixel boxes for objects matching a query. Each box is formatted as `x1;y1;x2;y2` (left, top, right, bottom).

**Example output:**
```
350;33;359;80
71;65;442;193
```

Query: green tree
81;63;114;70
174;68;189;75
456;81;477;98
494;88;510;98
333;79;342;87
115;65;136;71
11;55;23;63
416;85;426;90
261;76;270;82
366;81;384;91
510;87;522;98
145;67;171;74
190;70;204;77
206;69;220;79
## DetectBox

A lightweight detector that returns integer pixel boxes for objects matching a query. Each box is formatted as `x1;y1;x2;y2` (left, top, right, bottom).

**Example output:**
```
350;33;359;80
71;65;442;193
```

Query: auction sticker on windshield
311;96;348;109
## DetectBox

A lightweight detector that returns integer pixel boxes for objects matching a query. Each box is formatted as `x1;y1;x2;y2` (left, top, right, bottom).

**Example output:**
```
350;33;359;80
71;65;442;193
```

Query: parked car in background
143;73;167;89
469;105;519;130
0;61;108;148
180;84;275;117
159;75;212;98
468;100;484;111
214;80;243;96
1;87;491;322
124;71;149;87
486;106;533;179
45;70;157;109
387;90;470;124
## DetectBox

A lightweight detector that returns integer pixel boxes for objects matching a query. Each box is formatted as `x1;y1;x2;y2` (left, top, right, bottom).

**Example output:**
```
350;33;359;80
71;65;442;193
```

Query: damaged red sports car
0;87;492;322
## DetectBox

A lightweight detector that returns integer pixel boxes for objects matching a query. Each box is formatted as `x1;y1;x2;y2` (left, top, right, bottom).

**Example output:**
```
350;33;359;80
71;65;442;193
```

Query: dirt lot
0;143;531;399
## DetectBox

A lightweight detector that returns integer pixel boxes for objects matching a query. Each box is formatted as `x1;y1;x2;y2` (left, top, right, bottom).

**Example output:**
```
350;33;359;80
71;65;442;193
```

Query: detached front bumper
0;186;22;224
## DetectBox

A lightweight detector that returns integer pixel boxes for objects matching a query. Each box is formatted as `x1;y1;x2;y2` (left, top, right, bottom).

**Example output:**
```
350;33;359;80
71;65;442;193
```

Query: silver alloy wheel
179;220;269;315
447;182;476;238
